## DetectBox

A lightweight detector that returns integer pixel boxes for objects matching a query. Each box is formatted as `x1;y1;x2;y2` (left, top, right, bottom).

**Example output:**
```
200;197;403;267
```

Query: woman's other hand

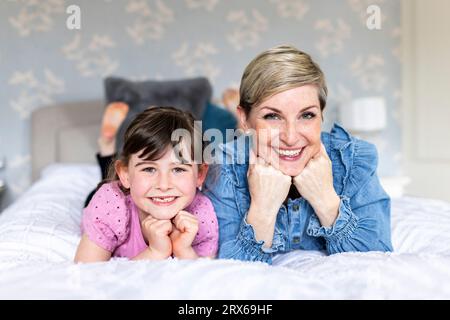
293;144;340;227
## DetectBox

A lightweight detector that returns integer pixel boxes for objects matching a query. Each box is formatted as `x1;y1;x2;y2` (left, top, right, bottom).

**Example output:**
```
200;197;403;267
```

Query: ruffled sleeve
307;129;393;253
81;182;131;252
345;139;379;197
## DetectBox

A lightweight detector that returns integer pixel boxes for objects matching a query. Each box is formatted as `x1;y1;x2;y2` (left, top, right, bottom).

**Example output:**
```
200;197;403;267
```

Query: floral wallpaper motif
126;0;174;44
351;55;386;91
9;0;65;37
0;0;401;209
172;42;221;81
9;69;65;119
226;10;268;51
314;19;351;58
270;0;310;20
185;0;218;11
62;34;119;77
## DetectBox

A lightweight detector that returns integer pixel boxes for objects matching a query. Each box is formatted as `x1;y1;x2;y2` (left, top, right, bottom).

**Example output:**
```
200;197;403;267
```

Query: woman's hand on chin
246;149;292;247
293;144;340;227
247;149;292;218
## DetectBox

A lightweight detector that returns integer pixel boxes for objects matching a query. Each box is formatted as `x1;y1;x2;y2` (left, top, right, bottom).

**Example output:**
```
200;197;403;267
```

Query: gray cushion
104;76;213;152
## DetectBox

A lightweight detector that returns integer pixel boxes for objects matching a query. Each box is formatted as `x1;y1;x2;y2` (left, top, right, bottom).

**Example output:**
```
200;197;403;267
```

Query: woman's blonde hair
239;44;328;115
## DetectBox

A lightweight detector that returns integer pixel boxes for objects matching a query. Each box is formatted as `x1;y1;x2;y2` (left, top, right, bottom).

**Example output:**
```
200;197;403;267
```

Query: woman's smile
275;147;305;161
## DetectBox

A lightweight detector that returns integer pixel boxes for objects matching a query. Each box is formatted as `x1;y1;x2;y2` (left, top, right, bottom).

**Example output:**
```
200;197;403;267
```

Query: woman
203;45;393;264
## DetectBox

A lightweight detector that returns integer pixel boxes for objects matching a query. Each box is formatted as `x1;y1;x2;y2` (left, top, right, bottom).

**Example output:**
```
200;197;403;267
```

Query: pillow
104;76;213;151
104;76;211;119
202;102;238;138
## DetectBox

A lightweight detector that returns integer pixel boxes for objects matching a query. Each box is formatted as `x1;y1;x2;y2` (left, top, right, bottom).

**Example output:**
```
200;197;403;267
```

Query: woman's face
238;85;322;177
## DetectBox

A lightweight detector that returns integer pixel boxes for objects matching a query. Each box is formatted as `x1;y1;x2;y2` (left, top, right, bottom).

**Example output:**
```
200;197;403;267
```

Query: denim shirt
203;123;393;264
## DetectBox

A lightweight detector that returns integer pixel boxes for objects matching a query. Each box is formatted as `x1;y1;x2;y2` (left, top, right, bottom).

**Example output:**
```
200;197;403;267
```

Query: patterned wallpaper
0;0;401;209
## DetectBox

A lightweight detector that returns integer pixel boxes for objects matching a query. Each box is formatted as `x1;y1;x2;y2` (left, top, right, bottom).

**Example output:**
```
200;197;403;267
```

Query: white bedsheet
1;164;450;299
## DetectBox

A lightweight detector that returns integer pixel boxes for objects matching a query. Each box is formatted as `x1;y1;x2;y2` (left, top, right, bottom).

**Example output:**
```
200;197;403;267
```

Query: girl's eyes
263;112;317;120
142;167;187;173
173;167;187;173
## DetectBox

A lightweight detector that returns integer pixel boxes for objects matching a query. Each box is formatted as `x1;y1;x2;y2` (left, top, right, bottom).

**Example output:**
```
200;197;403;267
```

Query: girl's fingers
169;227;181;238
173;212;197;232
142;215;158;228
175;218;191;233
158;220;173;233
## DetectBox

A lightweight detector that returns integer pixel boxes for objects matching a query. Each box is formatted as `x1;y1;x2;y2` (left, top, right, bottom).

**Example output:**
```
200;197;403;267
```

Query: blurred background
0;0;449;210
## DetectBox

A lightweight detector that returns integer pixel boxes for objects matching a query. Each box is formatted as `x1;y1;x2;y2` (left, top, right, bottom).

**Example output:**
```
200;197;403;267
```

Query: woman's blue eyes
263;113;280;120
263;112;316;120
142;167;187;173
302;112;316;120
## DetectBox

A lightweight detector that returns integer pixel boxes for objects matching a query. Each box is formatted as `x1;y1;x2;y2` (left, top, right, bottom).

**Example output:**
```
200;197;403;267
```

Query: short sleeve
187;192;219;257
81;182;131;252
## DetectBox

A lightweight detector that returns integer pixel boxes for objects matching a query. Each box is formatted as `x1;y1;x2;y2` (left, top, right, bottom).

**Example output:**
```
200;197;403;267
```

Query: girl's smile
148;196;179;206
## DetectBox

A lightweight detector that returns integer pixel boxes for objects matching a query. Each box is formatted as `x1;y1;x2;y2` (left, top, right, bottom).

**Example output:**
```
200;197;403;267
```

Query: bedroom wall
0;0;401;210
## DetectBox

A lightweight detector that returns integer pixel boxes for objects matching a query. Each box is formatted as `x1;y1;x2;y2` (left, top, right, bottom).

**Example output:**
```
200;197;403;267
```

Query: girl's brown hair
102;106;202;193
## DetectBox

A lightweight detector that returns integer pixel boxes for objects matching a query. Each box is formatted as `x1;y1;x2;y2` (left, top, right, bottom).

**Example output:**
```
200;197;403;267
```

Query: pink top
82;181;218;258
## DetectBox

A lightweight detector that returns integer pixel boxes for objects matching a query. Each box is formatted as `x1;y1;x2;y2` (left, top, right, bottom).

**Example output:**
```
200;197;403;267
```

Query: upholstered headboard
31;101;104;181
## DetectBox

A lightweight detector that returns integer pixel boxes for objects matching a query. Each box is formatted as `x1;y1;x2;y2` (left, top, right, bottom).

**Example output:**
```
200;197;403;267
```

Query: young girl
74;107;218;262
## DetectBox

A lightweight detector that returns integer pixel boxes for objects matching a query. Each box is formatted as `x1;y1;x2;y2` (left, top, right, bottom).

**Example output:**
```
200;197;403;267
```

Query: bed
1;103;450;299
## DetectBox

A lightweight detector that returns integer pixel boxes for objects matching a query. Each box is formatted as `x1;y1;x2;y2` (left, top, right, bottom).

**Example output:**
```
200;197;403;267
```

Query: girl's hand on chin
170;210;199;259
141;215;173;259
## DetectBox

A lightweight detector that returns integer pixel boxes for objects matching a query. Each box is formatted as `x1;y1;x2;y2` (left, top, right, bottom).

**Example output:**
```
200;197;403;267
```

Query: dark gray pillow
104;76;212;152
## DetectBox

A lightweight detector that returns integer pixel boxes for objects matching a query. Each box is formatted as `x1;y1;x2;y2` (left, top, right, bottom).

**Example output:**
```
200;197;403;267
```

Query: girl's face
117;144;208;220
237;85;323;177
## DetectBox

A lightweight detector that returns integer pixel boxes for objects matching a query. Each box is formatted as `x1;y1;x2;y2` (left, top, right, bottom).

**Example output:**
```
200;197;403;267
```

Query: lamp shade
339;97;387;132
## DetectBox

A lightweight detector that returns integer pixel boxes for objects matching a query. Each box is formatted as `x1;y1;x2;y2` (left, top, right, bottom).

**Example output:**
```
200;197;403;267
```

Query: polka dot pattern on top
81;182;130;252
186;191;219;257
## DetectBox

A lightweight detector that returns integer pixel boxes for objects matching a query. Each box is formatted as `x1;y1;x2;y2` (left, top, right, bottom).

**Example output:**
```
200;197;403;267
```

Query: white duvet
1;164;450;299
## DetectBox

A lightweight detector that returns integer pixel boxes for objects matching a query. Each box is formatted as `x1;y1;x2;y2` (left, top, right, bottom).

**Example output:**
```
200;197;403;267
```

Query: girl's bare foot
98;102;129;156
222;88;239;115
